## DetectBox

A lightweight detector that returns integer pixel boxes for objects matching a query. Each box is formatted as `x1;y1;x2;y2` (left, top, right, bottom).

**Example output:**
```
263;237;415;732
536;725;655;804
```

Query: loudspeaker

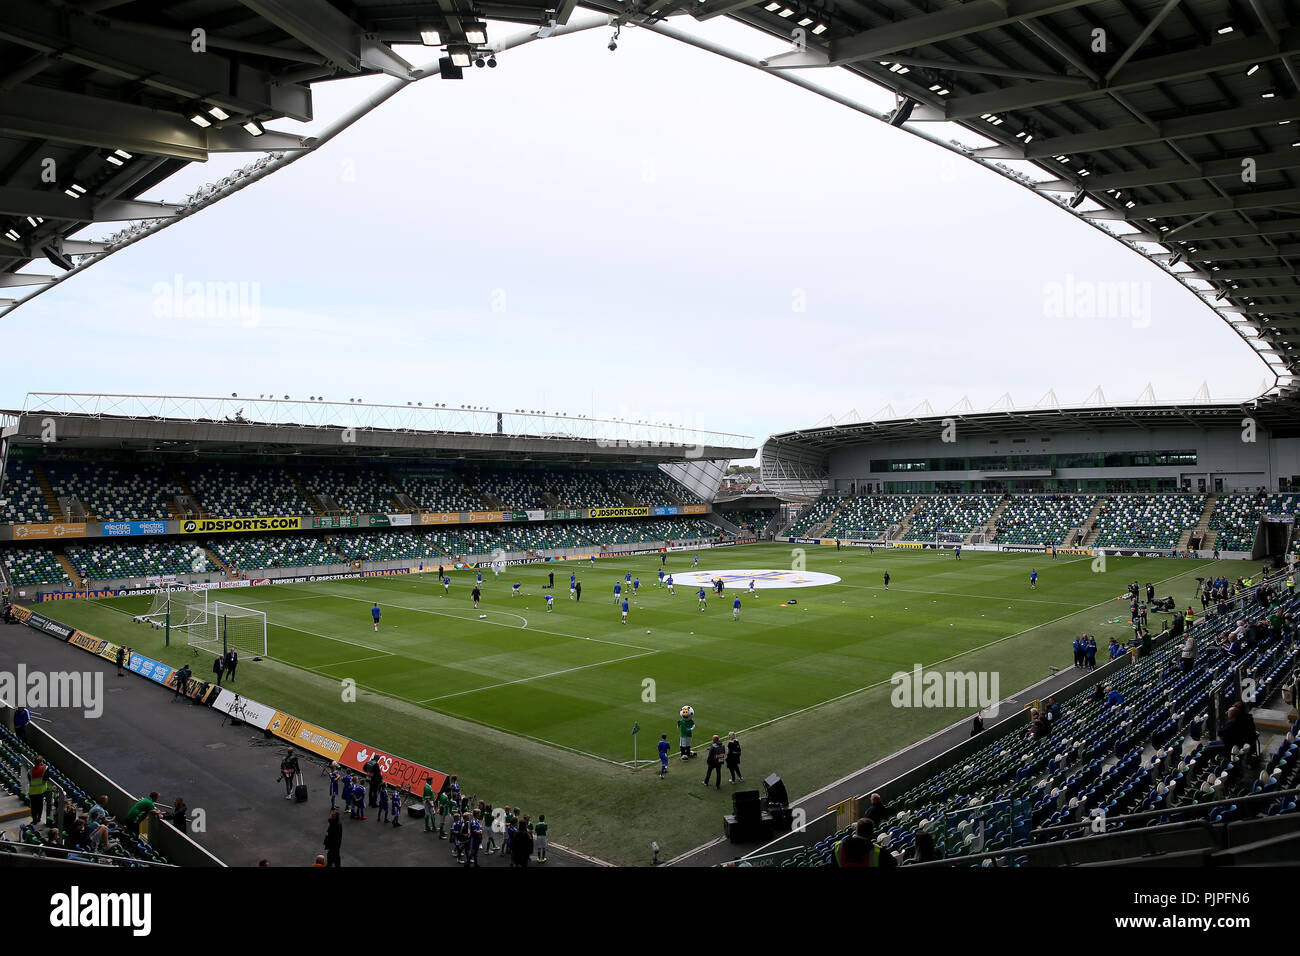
732;790;761;824
763;773;789;808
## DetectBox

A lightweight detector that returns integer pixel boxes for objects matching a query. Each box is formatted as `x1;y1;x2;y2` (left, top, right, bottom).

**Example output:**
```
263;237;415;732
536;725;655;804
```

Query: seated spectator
1219;702;1258;752
1180;634;1196;672
831;818;896;868
864;792;887;825
1105;685;1124;707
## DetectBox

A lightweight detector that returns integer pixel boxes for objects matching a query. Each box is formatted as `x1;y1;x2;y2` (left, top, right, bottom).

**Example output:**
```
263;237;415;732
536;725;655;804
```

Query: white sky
2;13;1271;461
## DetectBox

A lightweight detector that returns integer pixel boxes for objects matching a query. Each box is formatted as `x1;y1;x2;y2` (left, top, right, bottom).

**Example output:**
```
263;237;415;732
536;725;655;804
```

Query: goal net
137;585;208;631
193;601;268;657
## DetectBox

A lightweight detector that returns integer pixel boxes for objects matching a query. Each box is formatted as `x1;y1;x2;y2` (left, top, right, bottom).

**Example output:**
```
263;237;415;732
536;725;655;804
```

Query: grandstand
1;0;1299;887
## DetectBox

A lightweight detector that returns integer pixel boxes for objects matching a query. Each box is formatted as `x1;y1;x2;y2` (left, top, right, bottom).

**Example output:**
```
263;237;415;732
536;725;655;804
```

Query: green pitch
42;543;1231;863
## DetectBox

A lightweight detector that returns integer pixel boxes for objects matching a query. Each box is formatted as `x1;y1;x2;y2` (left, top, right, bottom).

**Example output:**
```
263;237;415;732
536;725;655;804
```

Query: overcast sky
2;12;1271;459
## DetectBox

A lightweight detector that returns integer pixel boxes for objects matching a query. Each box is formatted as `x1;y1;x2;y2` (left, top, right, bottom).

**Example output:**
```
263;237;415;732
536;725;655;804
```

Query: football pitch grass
40;543;1236;864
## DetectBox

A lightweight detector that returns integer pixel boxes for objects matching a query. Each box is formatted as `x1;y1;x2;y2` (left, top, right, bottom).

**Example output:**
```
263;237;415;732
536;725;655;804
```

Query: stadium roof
765;394;1300;453
0;392;755;462
0;0;1298;399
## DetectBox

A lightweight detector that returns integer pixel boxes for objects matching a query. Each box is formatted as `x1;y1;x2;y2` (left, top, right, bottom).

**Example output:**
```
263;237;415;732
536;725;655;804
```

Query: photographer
280;747;301;801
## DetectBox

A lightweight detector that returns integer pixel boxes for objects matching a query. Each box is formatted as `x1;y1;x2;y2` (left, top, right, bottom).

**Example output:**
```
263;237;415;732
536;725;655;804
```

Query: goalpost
134;587;267;656
198;602;268;657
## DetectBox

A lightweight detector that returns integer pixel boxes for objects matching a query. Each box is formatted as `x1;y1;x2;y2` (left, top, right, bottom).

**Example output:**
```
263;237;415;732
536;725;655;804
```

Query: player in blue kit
328;763;340;809
377;786;390;824
389;787;402;828
477;570;483;585
694;555;700;568
633;577;640;597
658;568;665;588
511;582;521;598
625;571;632;586
658;733;671;779
1030;568;1038;590
613;581;622;603
697;587;707;611
371;603;381;632
733;596;742;621
442;576;450;595
666;574;674;594
545;592;554;612
621;598;629;624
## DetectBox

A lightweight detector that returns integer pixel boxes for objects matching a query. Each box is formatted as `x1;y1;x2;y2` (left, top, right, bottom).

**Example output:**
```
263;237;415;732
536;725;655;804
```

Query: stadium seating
1092;494;1205;549
0;460;52;524
394;471;482;512
825;496;916;538
784;584;1300;867
720;508;776;536
1209;493;1300;552
784;498;841;537
67;541;211;581
549;472;621;509
1;547;71;587
297;466;399;515
44;462;181;521
462;467;549;510
908;495;1001;537
209;535;341;570
603;469;701;506
994;495;1096;546
0;726;167;865
184;463;306;517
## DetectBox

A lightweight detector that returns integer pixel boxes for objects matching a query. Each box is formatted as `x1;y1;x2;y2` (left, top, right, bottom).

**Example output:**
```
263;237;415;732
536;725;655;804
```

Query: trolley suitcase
294;772;308;803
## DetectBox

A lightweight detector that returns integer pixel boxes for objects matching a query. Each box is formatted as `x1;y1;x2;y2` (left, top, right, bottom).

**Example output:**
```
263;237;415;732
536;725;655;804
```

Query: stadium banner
8;604;32;625
38;588;130;603
146;575;179;586
467;511;505;523
590;506;650;519
180;516;302;535
893;542;926;549
1100;548;1173;558
11;522;87;540
211;689;276;731
217;579;251;589
126;652;173;687
419;512;459;525
101;520;168;537
312;516;360;530
360;567;410;578
163;671;220;704
525;510;545;522
267;711;350;761
369;515;391;527
1057;547;1093;556
68;631;108;655
338;741;447;797
26;612;75;640
681;504;707;515
1000;544;1047;553
387;514;412;527
652;506;680;516
546;508;583;520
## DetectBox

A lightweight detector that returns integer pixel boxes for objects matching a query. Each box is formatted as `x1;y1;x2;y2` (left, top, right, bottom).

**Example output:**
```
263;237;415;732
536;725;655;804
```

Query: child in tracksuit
328;764;340;809
389;787;402;828
341;774;356;817
377;786;389;824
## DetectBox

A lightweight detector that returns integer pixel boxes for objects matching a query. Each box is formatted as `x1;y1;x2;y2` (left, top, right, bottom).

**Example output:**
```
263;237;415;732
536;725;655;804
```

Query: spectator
212;654;225;687
703;735;725;789
970;712;984;736
27;754;48;824
864;792;887;826
13;704;31;743
534;814;548;863
1105;685;1124;707
280;747;301;800
167;796;189;834
1180;634;1196;672
324;809;342;867
725;731;743;783
225;649;238;682
510;817;534;867
831;818;895;868
365;755;384;808
124;791;160;835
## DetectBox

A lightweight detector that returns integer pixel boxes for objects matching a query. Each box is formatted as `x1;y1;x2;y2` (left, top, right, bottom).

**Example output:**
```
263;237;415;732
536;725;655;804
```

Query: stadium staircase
709;514;744;536
202;547;230;575
55;553;83;589
895;498;925;540
613;490;641;507
288;471;325;515
456;474;495;509
385;473;416;512
1081;497;1106;547
973;494;1011;542
761;512;784;539
540;491;561;508
1178;495;1219;551
168;468;205;518
31;464;63;519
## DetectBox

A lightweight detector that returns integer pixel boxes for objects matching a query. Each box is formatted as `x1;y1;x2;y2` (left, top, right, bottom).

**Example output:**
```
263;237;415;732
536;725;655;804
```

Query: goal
195;601;268;657
137;585;208;631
